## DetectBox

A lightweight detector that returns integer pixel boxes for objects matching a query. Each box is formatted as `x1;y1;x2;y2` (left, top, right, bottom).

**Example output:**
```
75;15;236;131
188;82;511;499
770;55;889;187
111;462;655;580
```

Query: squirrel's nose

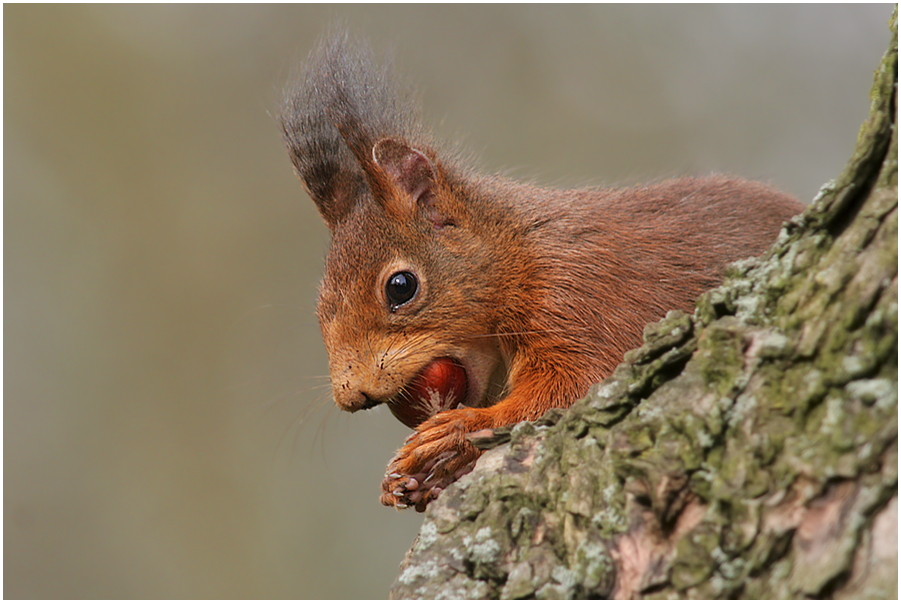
334;386;384;412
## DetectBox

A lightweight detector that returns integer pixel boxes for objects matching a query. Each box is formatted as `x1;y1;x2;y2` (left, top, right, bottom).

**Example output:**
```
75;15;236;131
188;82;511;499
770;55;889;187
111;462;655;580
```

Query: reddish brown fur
280;34;805;511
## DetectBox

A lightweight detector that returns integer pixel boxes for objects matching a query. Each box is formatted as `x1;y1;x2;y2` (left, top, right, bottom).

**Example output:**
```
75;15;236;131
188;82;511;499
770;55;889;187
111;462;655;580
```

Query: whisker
276;394;326;458
465;328;571;339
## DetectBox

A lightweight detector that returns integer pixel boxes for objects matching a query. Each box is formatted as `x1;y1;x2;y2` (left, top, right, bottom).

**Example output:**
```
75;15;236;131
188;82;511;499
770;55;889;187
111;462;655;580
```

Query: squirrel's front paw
380;409;490;512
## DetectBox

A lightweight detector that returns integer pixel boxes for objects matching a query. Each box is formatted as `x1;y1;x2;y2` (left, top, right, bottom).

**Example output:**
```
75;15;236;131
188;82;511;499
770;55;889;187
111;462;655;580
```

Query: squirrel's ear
281;121;362;229
372;138;436;217
301;168;362;229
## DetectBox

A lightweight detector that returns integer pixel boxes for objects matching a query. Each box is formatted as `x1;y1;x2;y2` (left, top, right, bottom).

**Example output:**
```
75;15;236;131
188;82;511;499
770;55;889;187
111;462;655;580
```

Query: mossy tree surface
390;14;897;601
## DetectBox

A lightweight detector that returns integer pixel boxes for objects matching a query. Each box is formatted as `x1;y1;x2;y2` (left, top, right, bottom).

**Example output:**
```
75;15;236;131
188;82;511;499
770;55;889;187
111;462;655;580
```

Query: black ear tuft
279;30;424;228
280;31;365;228
280;112;362;228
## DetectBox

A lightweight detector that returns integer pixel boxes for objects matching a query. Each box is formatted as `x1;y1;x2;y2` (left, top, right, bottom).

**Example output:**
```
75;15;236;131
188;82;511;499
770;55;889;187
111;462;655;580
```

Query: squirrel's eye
386;271;418;309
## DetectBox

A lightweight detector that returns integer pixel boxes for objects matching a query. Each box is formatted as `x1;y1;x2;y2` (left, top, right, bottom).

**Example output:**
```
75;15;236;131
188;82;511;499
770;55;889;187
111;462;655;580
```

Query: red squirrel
280;34;804;512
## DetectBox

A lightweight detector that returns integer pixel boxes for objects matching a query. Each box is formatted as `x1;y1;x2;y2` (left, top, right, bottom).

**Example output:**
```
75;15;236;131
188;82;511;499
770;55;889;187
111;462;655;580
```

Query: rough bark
390;12;898;601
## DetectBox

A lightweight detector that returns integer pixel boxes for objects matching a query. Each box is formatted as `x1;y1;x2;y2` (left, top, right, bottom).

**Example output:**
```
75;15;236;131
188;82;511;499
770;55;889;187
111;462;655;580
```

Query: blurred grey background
5;4;893;599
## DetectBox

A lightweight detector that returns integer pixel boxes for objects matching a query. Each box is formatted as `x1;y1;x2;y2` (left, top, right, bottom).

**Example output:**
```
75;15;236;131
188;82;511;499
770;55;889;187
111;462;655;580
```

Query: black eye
386;271;418;309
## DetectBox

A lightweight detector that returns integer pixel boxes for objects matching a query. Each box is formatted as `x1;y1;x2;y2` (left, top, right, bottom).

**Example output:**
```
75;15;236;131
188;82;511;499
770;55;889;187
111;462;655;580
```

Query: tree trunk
390;12;897;601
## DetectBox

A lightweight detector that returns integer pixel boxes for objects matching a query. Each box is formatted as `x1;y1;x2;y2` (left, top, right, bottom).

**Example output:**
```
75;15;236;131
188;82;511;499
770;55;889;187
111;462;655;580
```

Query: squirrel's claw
380;408;489;511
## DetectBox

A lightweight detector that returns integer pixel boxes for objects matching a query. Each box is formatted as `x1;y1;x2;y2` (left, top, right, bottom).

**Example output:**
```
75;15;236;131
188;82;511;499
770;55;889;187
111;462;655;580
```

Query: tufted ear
296;160;363;229
372;138;437;219
280;99;364;229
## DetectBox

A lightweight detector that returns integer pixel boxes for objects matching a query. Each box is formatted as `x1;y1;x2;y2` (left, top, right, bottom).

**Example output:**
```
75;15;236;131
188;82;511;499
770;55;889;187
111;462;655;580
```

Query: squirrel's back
450;173;802;379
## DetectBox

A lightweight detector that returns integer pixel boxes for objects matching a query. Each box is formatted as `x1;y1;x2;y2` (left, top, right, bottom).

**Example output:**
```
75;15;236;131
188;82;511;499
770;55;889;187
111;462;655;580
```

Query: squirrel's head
281;35;506;427
313;138;504;424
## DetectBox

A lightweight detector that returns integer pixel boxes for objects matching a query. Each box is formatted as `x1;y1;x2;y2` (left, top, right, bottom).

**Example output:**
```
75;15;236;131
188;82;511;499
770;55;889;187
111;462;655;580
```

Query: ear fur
281;32;463;230
285;137;362;229
280;31;421;229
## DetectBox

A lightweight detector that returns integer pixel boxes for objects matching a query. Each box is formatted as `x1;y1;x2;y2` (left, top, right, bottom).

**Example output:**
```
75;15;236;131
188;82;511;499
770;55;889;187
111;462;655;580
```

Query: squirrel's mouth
357;396;383;411
386;357;469;429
